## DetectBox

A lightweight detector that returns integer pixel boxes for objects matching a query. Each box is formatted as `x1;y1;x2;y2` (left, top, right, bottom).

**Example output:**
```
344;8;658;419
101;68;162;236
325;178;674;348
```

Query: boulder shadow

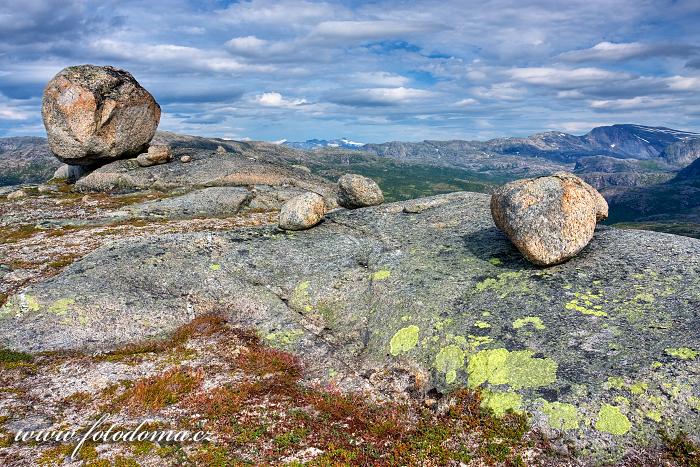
461;226;537;271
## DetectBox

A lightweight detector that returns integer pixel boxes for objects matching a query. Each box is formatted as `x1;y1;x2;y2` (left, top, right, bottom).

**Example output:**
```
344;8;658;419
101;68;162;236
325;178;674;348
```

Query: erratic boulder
278;192;326;230
337;174;384;209
41;65;161;165
491;172;608;266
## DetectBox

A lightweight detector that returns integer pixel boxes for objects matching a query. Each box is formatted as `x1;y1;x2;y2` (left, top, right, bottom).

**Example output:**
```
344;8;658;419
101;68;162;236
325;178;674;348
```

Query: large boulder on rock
278;192;326;230
41;65;161;165
491;172;608;266
337;174;384;209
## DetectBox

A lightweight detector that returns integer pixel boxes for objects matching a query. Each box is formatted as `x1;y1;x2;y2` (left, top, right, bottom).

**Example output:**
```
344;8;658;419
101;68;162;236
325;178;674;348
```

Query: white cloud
664;76;700;91
217;0;336;25
472;83;525;101
329;87;437;106
351;72;410;87
453;98;478;106
508;67;627;88
590;96;674;110
560;41;699;62
310;20;440;41
255;92;307;107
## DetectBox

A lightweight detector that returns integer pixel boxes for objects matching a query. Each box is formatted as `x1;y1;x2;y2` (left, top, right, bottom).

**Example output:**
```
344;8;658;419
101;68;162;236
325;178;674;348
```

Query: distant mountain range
284;138;365;150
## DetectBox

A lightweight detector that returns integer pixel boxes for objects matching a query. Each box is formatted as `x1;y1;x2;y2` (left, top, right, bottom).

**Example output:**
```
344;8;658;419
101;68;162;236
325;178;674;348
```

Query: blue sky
1;0;699;142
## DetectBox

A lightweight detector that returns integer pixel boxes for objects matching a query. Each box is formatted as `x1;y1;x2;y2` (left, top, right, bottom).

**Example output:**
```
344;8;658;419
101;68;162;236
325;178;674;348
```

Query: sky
1;0;699;142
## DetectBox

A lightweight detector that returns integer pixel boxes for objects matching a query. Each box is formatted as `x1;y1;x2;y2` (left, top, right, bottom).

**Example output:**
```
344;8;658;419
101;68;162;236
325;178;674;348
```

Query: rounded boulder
41;65;161;165
278;192;326;231
490;172;608;266
337;174;384;209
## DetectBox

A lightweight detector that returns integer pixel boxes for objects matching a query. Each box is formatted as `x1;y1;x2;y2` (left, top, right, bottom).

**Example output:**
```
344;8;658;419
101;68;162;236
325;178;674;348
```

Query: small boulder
216;145;227;155
337;174;384;209
180;155;192;163
7;189;27;200
52;164;91;183
41;64;160;165
136;145;172;167
278;192;326;231
490;172;608;266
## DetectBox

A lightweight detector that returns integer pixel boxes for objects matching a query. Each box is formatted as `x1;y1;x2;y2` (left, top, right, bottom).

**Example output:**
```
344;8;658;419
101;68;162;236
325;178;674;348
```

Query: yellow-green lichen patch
264;329;304;348
467;348;557;390
488;257;502;266
606;376;625;390
1;294;41;318
467;335;494;350
435;345;464;384
290;281;313;313
645;410;662;422
370;270;391;281
595;404;631;435
512;316;545;330
24;294;40;312
474;272;531;298
473;321;491;329
48;298;75;316
390;325;420;356
665;347;698;360
481;390;522;416
565;291;607;317
629;382;648;395
541;401;581;431
209;263;221;271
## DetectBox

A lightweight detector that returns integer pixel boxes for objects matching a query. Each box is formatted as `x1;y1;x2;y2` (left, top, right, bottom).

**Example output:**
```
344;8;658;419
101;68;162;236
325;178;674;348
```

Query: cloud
453;98;478;107
217;0;337;25
351;72;410;87
590;96;674;111
327;87;437;106
255;92;308;108
309;20;441;42
560;41;699;62
507;67;628;88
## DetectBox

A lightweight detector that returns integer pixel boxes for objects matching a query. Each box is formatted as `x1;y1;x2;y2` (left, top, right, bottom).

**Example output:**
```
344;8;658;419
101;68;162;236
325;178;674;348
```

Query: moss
665;347;698;360
541;401;581;430
0;348;33;364
370;269;391;281
435;345;465;384
467;348;558;390
512;316;545;330
595;404;631;435
481;390;523;416
390;325;420;356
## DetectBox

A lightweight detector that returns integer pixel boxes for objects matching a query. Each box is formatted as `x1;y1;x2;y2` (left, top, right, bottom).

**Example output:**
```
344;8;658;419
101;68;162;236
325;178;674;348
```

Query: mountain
284;137;365;150
659;137;700;167
0;136;60;186
362;124;699;164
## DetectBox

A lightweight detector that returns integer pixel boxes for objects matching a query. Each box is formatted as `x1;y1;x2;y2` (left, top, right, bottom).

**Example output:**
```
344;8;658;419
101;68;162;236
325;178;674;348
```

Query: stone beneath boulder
41;65;161;165
1;191;698;461
136;145;172;167
337;174;384;209
491;172;608;266
6;189;27;200
123;187;252;219
180;155;192;163
52;163;91;183
278;192;326;230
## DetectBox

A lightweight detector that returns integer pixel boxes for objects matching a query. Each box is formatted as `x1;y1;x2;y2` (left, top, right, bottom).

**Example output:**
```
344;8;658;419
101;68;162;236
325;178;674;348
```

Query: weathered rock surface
278;192;326;230
491;172;608;266
337;173;384;209
6;189;27;200
51;163;92;183
136;145;172;167
41;65;161;165
1;191;698;460
121;187;252;220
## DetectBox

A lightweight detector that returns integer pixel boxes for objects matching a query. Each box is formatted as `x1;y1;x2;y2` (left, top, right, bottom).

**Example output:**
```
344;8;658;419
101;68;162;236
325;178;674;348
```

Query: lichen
370;270;391;281
48;298;75;316
467;348;557;390
481;390;522;416
390;325;420;356
565;291;607;317
264;329;304;348
474;272;531;298
595;404;631;435
541;401;581;430
512;316;545;330
209;263;221;271
435;345;464;384
488;258;502;266
473;321;491;329
290;281;313;313
665;347;698;360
